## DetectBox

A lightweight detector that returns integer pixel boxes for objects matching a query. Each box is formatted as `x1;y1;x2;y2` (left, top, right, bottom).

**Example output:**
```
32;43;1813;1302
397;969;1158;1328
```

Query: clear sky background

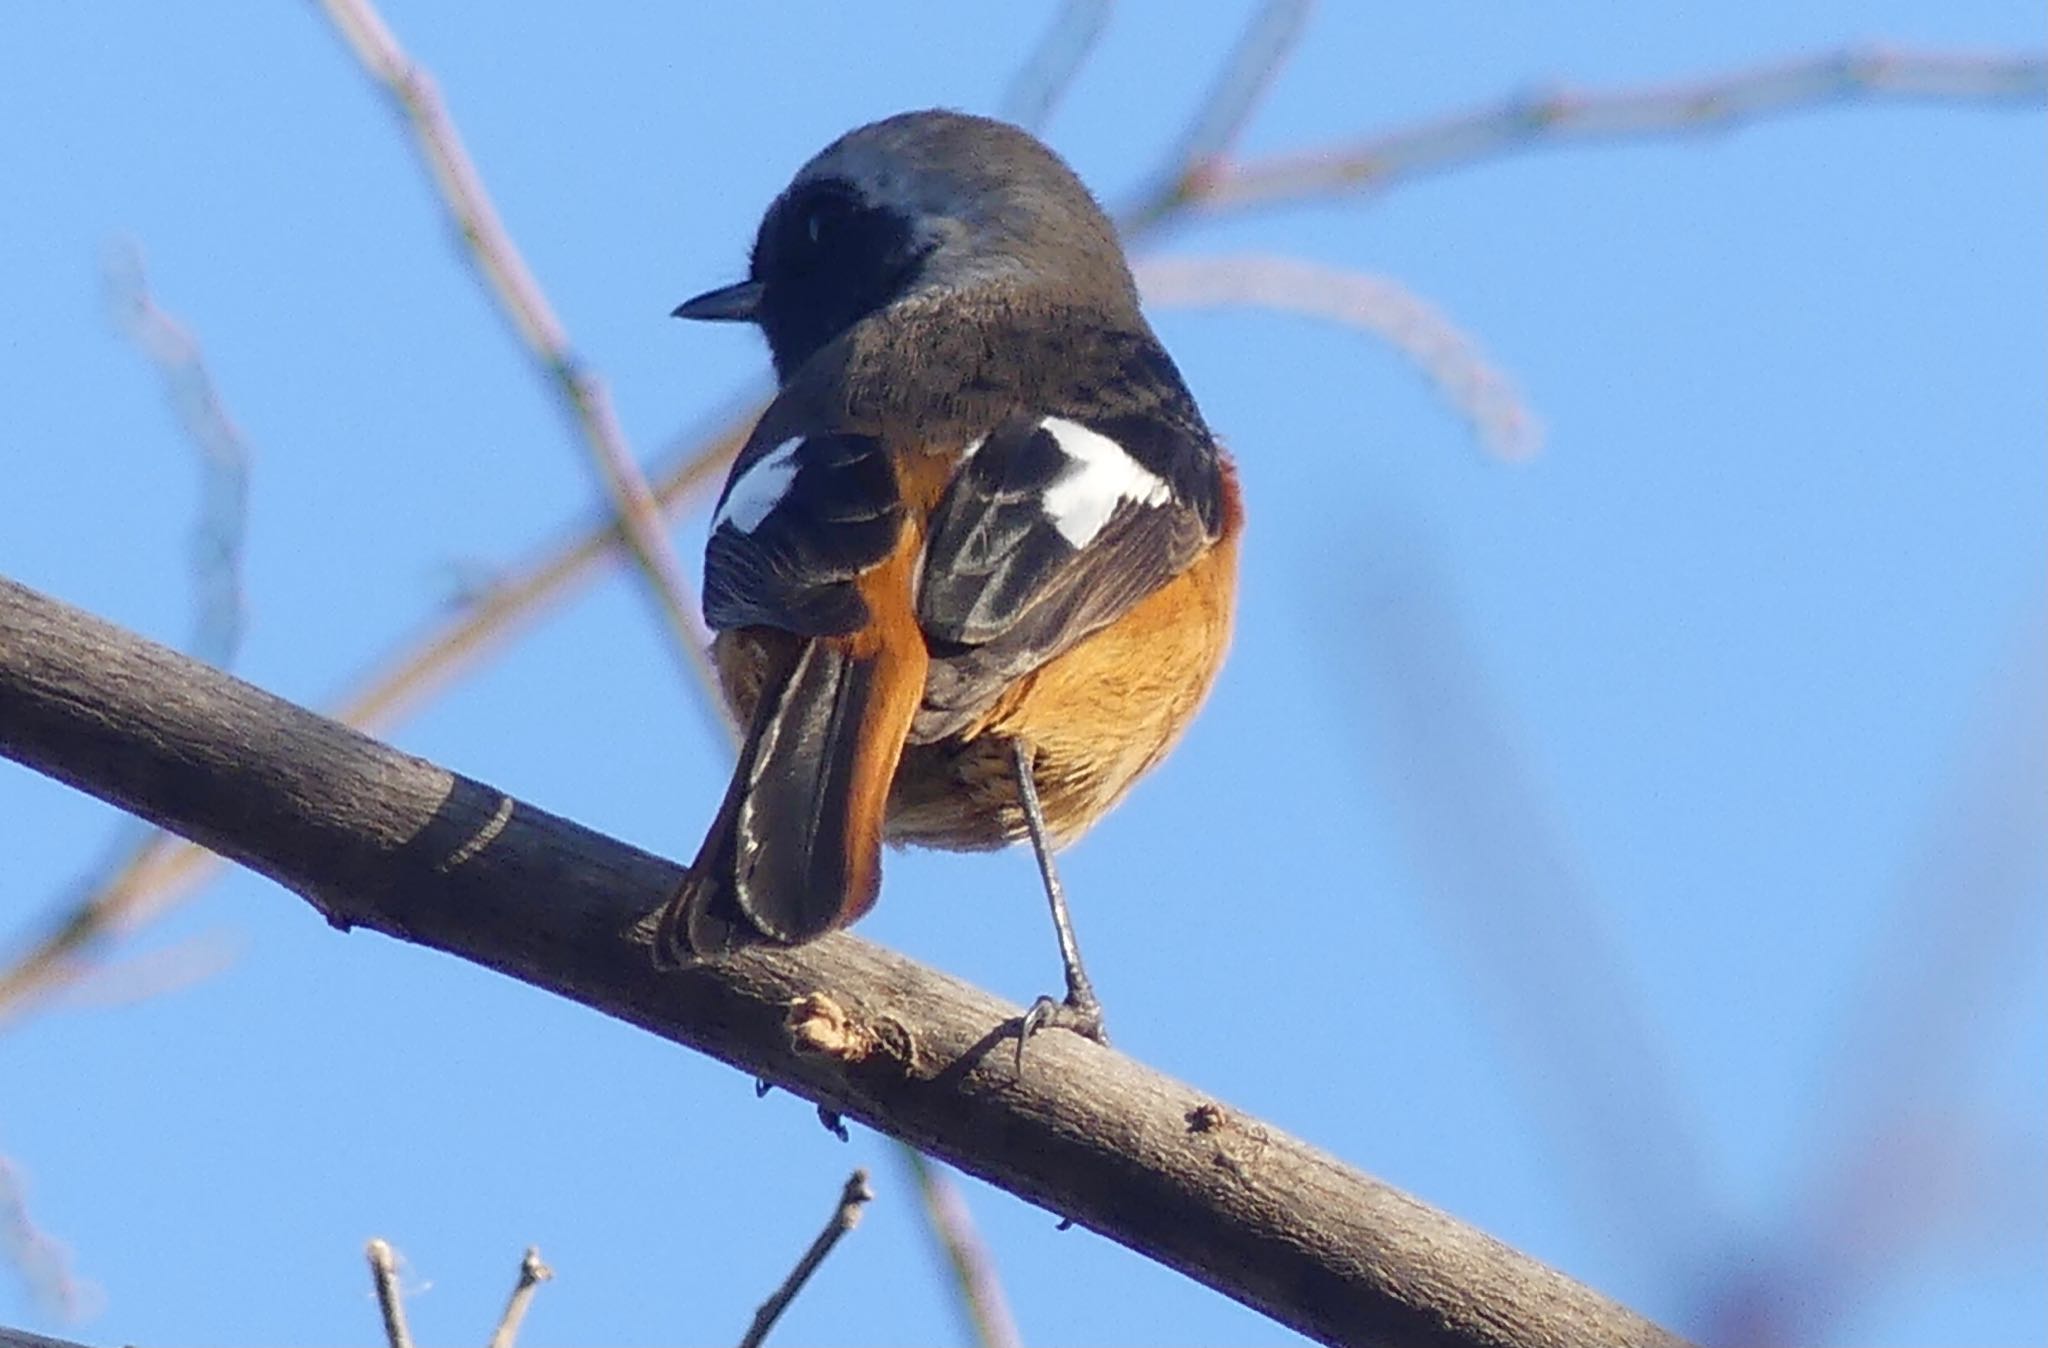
1;4;2042;1346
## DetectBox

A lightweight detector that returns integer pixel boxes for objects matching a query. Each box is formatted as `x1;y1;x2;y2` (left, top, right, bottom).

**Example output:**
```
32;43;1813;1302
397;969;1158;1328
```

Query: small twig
315;0;723;720
997;0;1113;130
1136;253;1541;460
103;241;251;669
737;1170;874;1348
1191;47;2048;215
899;1148;1021;1348
486;1246;553;1348
365;1238;414;1348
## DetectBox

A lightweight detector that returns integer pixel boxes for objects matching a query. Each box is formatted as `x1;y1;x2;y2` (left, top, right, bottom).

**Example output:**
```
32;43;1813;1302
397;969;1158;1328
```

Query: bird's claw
1015;991;1109;1070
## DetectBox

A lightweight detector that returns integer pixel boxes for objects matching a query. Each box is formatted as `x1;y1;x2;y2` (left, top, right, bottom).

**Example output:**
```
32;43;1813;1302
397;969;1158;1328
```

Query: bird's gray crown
677;110;1141;379
786;109;1134;303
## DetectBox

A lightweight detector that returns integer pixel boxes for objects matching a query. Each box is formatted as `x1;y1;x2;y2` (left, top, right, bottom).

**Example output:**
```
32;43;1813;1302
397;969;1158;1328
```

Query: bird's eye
798;192;855;250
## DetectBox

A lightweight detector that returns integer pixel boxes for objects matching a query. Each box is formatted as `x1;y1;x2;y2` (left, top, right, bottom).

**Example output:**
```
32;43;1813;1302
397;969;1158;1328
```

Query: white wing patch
1038;417;1171;548
712;436;802;535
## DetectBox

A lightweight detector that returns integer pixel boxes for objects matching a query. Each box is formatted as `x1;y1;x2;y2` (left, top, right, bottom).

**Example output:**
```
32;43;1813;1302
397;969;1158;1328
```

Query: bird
651;109;1240;1054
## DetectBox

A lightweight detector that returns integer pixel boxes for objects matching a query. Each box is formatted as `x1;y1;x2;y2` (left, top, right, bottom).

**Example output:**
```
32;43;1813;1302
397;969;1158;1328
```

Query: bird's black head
689;172;932;378
675;109;1138;379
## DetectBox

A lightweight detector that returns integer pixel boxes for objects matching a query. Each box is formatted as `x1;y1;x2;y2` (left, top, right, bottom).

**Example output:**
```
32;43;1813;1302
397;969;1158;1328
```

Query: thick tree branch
0;577;1690;1348
0;1328;90;1348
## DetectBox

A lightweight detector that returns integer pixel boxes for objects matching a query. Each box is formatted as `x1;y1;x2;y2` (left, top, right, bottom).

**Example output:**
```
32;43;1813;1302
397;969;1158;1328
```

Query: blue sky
1;4;2041;1345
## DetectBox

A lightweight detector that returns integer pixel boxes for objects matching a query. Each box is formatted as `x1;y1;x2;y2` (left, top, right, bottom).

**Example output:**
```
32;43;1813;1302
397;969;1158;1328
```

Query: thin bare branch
487;1246;553;1348
998;0;1114;130
103;242;251;667
1192;47;2048;215
899;1148;1021;1348
314;0;721;714
1121;0;1315;233
0;577;1697;1348
738;1170;874;1348
1136;253;1541;460
366;1238;414;1348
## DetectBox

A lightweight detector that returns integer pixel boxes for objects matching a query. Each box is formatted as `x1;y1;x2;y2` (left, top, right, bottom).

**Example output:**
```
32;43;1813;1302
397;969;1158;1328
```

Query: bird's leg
1010;737;1108;1064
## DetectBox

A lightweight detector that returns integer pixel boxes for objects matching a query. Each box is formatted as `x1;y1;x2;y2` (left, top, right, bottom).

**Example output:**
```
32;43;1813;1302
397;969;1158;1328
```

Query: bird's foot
1015;989;1109;1069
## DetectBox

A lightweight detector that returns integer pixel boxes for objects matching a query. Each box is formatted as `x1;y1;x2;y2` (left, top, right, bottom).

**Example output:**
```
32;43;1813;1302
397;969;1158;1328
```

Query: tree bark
0;576;1691;1348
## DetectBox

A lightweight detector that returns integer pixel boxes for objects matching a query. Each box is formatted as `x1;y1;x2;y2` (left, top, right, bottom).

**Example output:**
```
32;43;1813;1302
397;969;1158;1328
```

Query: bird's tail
653;629;927;964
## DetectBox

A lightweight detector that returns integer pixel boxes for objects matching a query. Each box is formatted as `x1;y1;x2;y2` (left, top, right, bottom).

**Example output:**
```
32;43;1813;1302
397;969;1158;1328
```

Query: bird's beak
672;279;764;322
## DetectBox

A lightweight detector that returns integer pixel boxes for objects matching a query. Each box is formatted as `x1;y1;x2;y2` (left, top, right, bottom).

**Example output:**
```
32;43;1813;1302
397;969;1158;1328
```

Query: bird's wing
702;429;906;635
913;411;1224;739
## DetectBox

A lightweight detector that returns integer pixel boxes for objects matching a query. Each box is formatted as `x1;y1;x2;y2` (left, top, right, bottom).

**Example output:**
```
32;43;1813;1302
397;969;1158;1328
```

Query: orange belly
884;522;1238;850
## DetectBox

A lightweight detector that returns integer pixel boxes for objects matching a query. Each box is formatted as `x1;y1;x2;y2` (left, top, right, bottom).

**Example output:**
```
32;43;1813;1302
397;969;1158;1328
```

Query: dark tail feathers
653;636;916;964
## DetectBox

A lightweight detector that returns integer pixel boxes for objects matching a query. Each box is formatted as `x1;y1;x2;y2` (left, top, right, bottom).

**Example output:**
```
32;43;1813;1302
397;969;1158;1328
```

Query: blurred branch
0;577;1696;1348
315;0;721;712
1121;0;1314;231
998;0;1113;130
738;1170;873;1348
1697;625;2048;1346
899;1148;1021;1348
1189;47;2048;216
1343;539;1714;1278
366;1238;414;1348
0;825;183;1024
487;1246;553;1348
1136;253;1541;459
51;934;238;1013
103;242;251;668
328;407;751;734
0;1158;91;1323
